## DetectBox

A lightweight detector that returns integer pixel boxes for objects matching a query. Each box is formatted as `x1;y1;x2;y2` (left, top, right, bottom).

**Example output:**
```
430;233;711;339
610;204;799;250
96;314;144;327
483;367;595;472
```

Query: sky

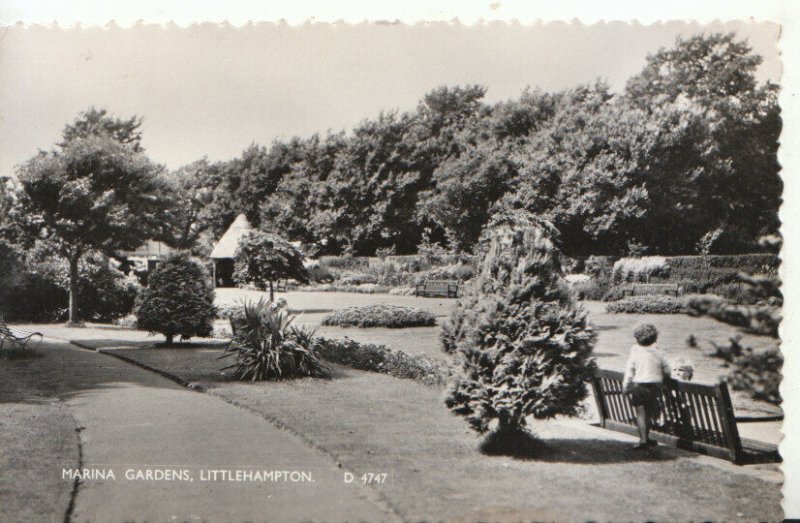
0;20;781;177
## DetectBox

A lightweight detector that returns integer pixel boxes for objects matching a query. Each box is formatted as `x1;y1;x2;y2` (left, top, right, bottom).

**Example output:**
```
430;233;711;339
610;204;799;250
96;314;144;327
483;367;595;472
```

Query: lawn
0;348;81;522
212;290;779;416
92;348;783;522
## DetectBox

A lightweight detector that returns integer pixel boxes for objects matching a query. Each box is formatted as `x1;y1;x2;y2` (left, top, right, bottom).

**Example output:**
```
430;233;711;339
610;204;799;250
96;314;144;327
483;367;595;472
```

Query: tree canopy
17;109;168;323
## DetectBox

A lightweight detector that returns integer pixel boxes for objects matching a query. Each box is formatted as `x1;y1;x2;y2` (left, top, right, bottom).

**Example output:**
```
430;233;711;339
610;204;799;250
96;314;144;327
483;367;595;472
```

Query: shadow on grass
479;428;677;463
0;349;45;360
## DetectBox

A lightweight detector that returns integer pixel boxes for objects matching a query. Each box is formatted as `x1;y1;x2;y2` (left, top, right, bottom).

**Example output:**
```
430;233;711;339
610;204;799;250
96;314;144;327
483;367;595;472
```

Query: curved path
16;340;395;522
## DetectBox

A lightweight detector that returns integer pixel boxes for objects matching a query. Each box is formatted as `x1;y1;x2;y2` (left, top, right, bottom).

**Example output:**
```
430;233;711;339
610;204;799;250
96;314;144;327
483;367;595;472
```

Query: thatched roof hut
209;214;252;286
210;214;252;260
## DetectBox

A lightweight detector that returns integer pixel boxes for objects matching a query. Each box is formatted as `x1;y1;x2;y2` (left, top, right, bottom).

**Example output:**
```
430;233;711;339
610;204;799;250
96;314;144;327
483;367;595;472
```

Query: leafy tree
442;211;596;452
17;114;168;325
60;107;143;151
625;32;781;252
161;158;218;251
422;139;518;251
135;252;215;345
233;230;309;301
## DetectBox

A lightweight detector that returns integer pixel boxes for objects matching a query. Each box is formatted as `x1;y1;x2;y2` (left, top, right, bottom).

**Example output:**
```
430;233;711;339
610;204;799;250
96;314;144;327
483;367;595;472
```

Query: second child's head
633;323;658;346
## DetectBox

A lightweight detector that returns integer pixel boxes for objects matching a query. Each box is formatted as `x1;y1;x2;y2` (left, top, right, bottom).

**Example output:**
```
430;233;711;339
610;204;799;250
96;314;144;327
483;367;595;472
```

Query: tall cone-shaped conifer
443;210;597;438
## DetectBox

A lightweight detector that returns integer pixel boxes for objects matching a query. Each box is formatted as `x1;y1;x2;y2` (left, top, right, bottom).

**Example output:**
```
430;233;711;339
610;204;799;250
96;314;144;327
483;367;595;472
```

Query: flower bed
605;295;688;314
314;336;451;386
322;304;436;328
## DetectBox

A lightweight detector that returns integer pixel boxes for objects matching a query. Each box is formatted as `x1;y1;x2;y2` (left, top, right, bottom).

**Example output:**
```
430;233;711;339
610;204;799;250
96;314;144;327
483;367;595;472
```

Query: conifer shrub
442;211;597;452
135;252;216;345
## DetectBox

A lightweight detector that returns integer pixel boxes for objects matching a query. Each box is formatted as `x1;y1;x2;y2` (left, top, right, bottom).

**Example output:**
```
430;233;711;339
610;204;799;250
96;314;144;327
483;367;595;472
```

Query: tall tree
18;115;168;325
161;158;218;251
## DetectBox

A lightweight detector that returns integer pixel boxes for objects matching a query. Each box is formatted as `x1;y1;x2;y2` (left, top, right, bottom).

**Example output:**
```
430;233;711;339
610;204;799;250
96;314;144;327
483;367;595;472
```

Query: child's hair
633;323;658;346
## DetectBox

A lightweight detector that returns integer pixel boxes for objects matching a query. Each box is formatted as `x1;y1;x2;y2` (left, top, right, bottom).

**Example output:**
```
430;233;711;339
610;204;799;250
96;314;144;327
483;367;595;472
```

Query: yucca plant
220;298;331;381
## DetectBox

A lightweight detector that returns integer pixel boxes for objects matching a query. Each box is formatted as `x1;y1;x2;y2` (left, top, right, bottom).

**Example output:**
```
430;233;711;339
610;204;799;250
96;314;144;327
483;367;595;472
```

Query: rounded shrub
442;211;597;450
322;304;436;328
135;252;216;344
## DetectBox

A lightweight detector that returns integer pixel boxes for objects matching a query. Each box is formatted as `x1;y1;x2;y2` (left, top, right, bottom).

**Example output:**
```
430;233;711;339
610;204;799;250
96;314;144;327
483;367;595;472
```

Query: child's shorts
629;383;662;413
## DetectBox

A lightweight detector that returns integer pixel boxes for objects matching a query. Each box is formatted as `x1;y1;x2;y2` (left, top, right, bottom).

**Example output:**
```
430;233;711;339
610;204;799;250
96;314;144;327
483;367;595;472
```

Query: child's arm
622;354;636;391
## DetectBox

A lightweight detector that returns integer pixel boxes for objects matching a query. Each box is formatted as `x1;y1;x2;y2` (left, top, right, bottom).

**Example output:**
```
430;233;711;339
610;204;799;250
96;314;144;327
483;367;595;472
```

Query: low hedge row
666;254;779;274
322;304;436;328
606;295;689;314
314;337;451;387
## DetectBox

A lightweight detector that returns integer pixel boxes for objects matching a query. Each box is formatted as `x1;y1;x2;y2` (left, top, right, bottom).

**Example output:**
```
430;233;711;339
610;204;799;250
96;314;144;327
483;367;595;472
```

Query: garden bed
322;304;436;328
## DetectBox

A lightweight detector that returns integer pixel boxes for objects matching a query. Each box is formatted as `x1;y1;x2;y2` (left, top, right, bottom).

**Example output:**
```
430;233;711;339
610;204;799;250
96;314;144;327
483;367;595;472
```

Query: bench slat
591;369;776;464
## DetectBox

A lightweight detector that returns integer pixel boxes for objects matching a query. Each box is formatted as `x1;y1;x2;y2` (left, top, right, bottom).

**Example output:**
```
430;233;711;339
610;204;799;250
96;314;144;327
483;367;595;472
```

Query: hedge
606;295;689;314
322;304;436;328
663;254;779;274
314;337;451;386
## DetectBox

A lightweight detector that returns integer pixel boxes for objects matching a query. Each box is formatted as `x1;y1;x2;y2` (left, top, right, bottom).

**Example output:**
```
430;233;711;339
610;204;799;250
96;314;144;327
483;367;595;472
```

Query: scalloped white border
1;0;797;517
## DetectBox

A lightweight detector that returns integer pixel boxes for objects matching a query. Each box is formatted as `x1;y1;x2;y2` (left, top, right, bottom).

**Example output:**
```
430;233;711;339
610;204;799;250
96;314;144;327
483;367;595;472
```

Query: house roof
209;214;253;259
122;240;174;259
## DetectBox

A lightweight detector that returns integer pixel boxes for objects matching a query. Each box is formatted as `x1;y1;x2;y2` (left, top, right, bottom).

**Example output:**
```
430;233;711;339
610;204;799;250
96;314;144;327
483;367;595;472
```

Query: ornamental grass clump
442;211;597;454
220;298;331;381
322;304;436;328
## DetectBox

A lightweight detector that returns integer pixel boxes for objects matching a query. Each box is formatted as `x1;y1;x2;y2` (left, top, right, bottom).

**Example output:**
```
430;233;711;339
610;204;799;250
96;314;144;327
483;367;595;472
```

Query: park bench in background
415;279;459;298
621;282;682;297
590;369;780;465
0;317;43;351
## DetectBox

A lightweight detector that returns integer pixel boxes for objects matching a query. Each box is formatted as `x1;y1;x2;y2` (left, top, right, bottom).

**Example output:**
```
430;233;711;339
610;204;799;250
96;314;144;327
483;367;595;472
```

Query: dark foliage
135;252;216;344
442;214;597;435
221;298;331;381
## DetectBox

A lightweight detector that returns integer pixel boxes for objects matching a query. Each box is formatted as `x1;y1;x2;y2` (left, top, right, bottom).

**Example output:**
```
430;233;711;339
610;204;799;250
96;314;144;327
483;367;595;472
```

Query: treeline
168;33;780;258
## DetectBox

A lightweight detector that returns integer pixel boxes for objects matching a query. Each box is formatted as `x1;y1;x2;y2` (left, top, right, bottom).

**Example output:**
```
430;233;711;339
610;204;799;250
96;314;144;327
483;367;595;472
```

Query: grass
92;350;783;521
0;348;81;522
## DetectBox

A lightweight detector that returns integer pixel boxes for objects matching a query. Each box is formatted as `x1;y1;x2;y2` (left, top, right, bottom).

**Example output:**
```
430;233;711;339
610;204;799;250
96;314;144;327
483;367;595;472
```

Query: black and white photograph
0;3;796;521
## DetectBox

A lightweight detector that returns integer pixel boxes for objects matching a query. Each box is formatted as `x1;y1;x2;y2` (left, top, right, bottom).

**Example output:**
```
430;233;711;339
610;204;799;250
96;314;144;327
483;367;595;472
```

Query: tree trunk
165;334;174;346
67;255;82;326
269;280;275;302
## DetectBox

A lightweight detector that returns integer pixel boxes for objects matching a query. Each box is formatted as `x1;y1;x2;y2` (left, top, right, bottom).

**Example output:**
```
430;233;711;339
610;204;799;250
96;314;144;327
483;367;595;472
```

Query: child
622;323;671;450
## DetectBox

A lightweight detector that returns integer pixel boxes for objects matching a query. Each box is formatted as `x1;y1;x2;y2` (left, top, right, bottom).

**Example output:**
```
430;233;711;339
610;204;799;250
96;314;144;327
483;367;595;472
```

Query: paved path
41;340;396;522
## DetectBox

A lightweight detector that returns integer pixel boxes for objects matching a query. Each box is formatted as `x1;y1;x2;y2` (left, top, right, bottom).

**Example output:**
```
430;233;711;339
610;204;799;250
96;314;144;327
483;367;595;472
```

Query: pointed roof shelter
210;214;253;260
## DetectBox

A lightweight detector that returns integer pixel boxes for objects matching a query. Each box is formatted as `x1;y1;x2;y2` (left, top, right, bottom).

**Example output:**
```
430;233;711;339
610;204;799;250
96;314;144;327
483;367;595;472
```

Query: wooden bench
0;317;43;351
621;283;682;297
590;369;780;464
415;279;459;298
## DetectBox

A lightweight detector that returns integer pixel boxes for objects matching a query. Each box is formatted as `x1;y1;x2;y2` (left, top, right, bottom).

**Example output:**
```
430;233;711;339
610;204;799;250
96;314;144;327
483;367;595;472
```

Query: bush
665;254;779;274
0;271;66;322
605;295;689;314
220;298;331;381
443;213;597;436
314;337;451;387
135;252;216;344
611;256;670;283
300;283;392;294
687;295;779;336
322;304;436;328
0;246;139;323
571;279;608;301
76;255;141;322
306;263;336;283
601;286;628;302
318;255;370;269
